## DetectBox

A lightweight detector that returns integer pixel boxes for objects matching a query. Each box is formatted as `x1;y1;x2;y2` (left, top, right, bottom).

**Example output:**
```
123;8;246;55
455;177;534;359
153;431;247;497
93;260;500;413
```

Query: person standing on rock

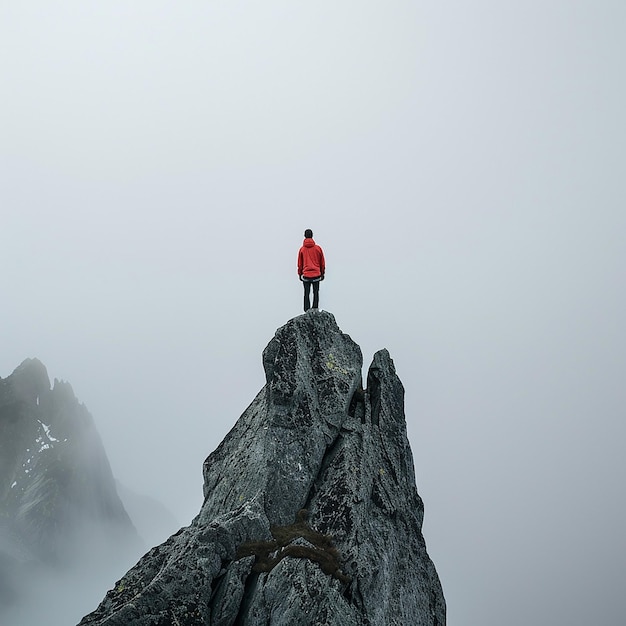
297;229;325;311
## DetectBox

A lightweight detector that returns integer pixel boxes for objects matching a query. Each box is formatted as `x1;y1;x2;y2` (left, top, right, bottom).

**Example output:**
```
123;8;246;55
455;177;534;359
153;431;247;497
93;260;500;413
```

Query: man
297;229;325;311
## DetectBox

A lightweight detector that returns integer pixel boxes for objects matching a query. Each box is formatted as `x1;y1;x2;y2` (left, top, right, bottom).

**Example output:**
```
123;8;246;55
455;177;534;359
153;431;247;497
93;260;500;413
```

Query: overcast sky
2;2;625;625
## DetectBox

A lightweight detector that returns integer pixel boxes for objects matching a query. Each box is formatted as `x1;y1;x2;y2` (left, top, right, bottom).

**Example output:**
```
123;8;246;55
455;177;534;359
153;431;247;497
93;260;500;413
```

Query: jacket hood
303;238;316;247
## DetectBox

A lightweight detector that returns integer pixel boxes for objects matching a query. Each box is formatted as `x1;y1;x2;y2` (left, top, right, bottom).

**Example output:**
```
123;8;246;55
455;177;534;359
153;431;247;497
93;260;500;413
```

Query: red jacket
298;238;325;278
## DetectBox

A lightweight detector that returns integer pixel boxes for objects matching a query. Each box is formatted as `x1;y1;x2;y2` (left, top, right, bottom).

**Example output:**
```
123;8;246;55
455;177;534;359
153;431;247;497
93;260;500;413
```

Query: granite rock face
80;311;446;626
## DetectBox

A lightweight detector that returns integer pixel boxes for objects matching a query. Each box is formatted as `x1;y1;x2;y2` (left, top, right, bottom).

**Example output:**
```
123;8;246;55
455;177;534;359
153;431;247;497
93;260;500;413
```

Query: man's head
304;229;313;238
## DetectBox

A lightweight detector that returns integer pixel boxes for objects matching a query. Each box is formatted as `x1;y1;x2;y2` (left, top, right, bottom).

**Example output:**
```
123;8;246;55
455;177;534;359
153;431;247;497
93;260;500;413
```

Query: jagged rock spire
0;359;136;564
79;311;445;625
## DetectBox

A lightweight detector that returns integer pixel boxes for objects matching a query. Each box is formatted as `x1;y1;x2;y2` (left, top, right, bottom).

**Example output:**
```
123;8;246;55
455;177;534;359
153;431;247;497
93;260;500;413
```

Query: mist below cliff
0;527;144;626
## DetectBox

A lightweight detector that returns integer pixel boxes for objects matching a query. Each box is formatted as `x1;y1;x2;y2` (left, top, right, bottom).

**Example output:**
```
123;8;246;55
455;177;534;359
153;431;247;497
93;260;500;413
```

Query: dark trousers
303;279;320;311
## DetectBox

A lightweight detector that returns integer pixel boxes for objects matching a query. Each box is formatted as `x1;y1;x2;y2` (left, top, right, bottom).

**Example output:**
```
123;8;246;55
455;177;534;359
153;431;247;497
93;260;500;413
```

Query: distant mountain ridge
0;358;140;617
80;311;446;625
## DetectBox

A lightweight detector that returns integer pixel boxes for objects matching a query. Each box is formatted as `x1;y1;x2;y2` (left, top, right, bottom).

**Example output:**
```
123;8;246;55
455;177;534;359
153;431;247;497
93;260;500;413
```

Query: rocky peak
0;359;136;565
80;311;446;625
4;357;51;402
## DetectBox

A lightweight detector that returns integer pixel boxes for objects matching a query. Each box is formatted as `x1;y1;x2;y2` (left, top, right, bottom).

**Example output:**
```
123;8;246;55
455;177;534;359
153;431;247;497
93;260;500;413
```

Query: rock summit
80;311;445;625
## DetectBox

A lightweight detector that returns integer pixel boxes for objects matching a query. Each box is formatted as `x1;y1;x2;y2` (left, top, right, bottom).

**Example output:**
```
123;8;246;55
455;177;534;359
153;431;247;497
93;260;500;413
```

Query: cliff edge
79;311;445;625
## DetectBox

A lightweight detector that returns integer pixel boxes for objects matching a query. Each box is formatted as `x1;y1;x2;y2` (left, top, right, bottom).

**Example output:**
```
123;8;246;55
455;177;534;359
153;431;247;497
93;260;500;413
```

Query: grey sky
2;2;625;624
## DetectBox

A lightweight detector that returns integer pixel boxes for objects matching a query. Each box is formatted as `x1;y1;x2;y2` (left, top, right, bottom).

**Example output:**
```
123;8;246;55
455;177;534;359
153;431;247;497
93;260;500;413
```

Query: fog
2;1;625;624
0;521;145;625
